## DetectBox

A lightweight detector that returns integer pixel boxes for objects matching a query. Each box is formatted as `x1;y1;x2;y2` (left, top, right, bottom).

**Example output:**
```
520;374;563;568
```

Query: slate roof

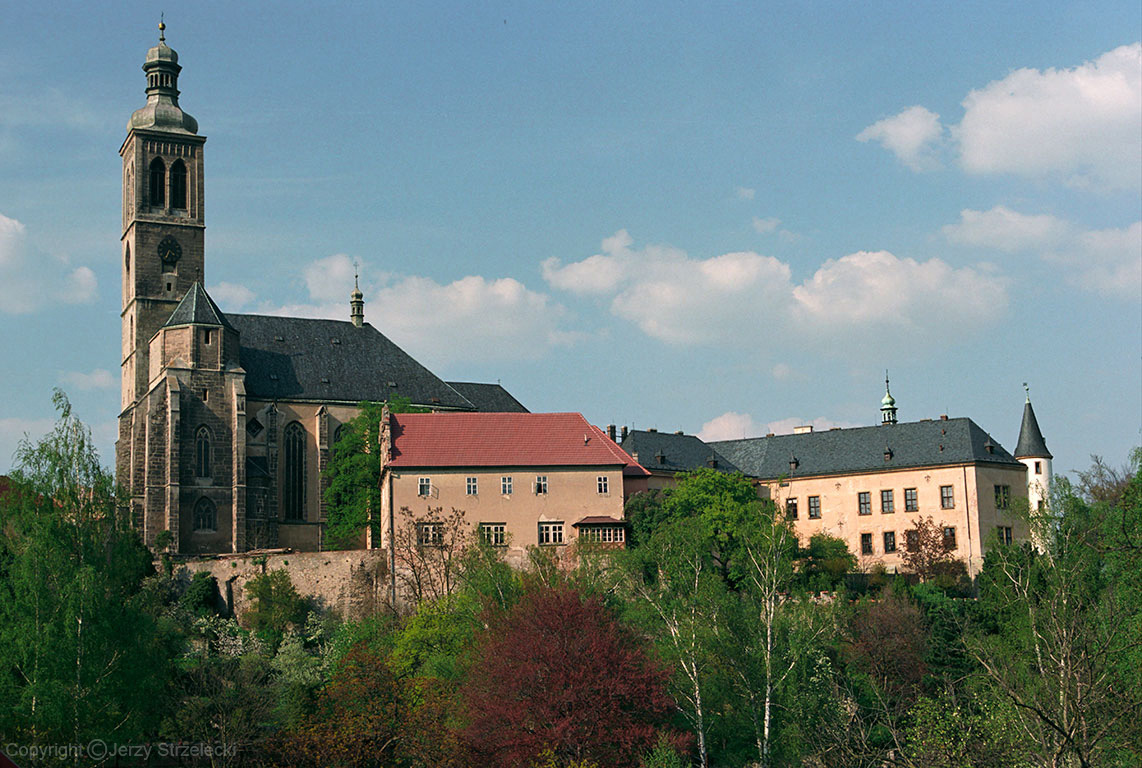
226;313;474;408
445;382;529;413
386;412;650;475
163;282;234;329
1014;401;1052;459
710;418;1022;480
620;430;742;475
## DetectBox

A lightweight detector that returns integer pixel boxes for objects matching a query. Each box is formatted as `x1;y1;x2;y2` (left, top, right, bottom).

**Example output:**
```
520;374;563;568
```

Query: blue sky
1;1;1139;480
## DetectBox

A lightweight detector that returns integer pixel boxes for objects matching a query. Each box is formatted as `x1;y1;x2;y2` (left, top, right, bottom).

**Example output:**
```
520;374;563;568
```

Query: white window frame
808;495;821;519
418;477;431;497
466;476;478;496
480;522;506;547
597;475;609;495
535;475;548;495
501;476;513;496
538;521;564;545
417;521;443;547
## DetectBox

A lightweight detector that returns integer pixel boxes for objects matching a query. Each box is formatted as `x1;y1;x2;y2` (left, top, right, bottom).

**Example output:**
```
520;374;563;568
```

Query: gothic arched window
169;160;187;210
195;426;212;478
193;497;216;532
283;422;306;521
149;157;166;207
125;243;130;277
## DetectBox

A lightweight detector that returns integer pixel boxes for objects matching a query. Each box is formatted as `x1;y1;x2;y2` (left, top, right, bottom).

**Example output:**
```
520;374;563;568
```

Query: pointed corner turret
1015;386;1051;460
163;282;234;330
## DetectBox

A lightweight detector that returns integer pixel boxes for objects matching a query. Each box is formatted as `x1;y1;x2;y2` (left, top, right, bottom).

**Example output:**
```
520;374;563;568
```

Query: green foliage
244;568;307;650
0;390;170;744
180;570;220;616
390;593;479;682
797;533;858;590
624;488;670;548
638;736;689;768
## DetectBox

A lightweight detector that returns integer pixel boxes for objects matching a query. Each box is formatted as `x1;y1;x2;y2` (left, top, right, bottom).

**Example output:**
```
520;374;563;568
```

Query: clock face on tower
158;235;182;266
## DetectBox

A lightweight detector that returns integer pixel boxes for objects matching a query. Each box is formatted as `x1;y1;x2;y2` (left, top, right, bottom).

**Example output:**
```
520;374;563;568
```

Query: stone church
116;28;525;556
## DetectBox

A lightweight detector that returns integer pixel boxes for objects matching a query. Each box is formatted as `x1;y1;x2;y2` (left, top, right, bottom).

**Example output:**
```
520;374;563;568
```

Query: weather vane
159;13;166;42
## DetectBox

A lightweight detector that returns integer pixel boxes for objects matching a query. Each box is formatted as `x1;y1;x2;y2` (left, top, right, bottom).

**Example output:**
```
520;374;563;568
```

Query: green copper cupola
880;372;898;425
128;20;199;134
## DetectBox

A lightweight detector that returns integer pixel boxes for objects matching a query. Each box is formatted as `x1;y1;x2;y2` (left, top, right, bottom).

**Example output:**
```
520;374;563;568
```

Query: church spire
880;371;898;425
350;268;365;328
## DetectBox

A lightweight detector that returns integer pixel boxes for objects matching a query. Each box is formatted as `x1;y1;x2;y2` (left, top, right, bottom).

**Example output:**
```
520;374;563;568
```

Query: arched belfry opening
169;159;187;210
149;157;166;207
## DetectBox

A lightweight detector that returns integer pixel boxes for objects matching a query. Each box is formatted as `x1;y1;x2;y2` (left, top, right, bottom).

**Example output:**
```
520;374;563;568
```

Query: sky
1;1;1139;481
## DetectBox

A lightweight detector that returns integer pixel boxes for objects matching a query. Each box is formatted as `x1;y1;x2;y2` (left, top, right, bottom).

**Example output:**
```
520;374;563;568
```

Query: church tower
117;23;222;550
1015;385;1052;514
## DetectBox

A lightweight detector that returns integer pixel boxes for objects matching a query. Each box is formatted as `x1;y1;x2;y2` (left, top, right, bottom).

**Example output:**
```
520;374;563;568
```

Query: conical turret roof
1015;399;1051;459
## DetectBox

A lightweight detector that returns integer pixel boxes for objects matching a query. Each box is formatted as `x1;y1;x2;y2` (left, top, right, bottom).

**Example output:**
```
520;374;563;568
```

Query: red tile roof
387;412;649;475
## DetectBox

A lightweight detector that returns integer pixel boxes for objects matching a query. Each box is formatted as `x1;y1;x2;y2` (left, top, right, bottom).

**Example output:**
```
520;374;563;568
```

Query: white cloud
792;250;1005;335
752;216;781;234
856;105;944;171
60;369;115;390
942;206;1071;252
209;281;257;310
698;412;763;441
256;256;577;366
956;43;1141;189
547;232;1007;350
942;206;1141;299
698;412;856;441
0;213;97;314
772;362;793;380
735;186;756;200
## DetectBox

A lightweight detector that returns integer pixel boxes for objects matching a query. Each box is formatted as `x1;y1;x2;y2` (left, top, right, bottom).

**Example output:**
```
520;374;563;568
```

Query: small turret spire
159;14;166;42
880;370;898;425
350;264;365;328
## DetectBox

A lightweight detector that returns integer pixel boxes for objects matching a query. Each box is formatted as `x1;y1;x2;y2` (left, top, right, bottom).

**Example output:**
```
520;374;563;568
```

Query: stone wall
172;548;392;621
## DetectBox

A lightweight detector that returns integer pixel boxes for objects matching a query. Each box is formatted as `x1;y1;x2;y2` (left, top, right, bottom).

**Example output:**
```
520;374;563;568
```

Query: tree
391;505;470;610
0;390;169;745
902;515;967;585
323;397;428;549
969;458;1142;768
461;585;683;768
244;568;308;650
797;533;858;591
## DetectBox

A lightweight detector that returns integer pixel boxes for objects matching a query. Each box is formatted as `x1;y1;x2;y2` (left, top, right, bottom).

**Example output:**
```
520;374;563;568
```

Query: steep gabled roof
445;381;529;413
163;282;234;329
227;313;473;408
386;412;649;475
620;430;742;474
1015;400;1052;459
711;417;1021;480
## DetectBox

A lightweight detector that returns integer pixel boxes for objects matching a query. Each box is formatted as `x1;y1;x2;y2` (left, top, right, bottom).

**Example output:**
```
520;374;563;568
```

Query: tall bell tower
117;21;207;536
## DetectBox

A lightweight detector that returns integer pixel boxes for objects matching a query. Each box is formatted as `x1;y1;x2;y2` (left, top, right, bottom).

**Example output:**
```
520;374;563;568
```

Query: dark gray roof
710;418;1022;480
1015;401;1051;459
620;430;742;474
164;283;234;329
227;313;474;408
445;382;529;413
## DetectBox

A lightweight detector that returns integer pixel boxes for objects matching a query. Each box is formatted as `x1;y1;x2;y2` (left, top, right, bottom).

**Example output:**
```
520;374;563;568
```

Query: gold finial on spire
159;13;166;42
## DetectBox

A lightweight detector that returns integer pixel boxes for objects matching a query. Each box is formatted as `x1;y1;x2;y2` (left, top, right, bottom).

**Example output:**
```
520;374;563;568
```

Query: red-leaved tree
461;585;686;767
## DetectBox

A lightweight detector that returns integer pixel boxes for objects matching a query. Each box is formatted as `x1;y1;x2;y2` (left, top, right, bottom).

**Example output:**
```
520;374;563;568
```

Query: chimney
607;424;617;442
620;426;629;441
648;427;657;433
793;425;814;434
940;414;948;421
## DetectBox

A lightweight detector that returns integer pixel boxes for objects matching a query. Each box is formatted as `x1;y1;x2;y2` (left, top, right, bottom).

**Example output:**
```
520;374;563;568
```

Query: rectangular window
501;476;513;496
858;492;871;516
597;475;609;495
786;498;798;520
880;489;895;514
883;531;897;553
417;522;443;547
1034;461;1042;475
466;476;478;496
480;523;506;547
538;521;564;545
904;487;918;512
940;485;955;509
535;475;548;495
994;484;1011;509
203;328;213;345
808;495;821;519
860;532;873;555
996;525;1013;546
906;529;920;552
418;477;431;497
943;526;957;551
580;526;625;543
